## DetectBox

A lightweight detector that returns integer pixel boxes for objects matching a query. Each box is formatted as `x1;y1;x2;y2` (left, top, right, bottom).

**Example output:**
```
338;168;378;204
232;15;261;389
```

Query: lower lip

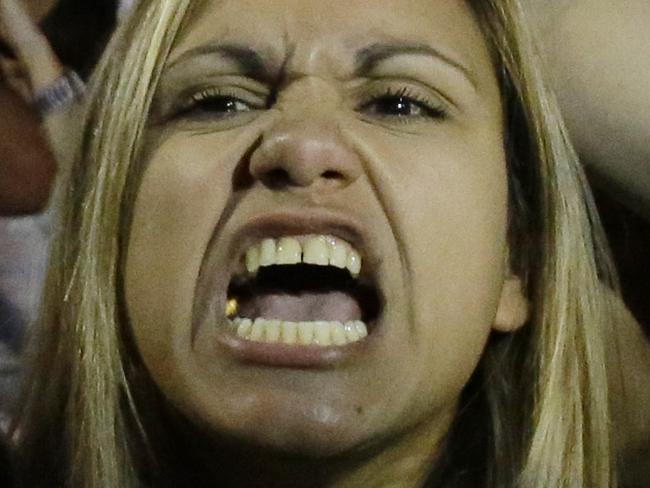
214;320;375;368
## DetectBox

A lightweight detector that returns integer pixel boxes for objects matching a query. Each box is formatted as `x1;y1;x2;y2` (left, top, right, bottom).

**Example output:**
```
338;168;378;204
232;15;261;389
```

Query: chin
175;383;384;459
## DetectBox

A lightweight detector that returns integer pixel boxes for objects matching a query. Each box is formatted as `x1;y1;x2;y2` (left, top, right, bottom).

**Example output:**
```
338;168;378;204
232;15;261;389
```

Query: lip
214;318;378;368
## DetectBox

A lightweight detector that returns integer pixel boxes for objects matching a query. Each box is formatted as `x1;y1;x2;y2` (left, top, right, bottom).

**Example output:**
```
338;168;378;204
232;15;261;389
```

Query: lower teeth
228;317;368;346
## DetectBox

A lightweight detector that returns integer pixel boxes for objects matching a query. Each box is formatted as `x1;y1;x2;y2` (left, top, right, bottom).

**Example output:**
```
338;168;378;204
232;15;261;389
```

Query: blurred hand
0;84;56;215
0;0;80;214
524;0;650;219
0;0;63;94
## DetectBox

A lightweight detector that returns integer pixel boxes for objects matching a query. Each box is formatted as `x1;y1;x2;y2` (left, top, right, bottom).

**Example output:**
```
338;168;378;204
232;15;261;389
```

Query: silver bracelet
33;70;85;116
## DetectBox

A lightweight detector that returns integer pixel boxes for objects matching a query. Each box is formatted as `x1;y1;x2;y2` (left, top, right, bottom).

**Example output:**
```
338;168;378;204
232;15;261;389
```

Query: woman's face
126;0;525;459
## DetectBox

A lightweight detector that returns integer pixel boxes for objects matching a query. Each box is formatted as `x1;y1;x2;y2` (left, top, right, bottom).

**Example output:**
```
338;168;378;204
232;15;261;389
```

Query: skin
0;84;56;215
0;0;60;215
524;0;650;218
15;0;55;21
125;0;527;485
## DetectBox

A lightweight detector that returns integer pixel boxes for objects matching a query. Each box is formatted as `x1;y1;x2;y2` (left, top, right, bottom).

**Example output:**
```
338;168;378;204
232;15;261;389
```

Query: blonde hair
14;0;618;486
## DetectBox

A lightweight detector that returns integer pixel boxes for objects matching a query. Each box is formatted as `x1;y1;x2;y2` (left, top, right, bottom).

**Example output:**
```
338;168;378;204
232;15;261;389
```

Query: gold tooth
225;298;239;318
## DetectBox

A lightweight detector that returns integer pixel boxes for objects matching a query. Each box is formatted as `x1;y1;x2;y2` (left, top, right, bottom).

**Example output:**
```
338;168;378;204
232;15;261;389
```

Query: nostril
263;168;293;189
259;168;345;189
322;170;344;180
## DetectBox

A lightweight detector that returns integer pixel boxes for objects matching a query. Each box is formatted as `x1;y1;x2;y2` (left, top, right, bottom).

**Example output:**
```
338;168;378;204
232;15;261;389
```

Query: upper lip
227;208;380;283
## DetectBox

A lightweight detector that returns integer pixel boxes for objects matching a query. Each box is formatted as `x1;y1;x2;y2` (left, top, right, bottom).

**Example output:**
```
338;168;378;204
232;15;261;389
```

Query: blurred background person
524;1;650;485
0;0;120;424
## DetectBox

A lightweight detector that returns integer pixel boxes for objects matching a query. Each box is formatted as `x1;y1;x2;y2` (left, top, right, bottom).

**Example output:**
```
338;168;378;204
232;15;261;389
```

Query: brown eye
358;86;448;122
185;94;252;117
370;95;426;117
174;86;265;121
362;94;445;119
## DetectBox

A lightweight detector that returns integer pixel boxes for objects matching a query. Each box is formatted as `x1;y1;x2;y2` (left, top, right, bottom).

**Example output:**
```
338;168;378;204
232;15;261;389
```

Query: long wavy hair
13;1;618;486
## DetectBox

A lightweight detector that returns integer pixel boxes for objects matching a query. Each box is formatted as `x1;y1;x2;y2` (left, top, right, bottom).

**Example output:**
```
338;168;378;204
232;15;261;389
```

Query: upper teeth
244;235;362;277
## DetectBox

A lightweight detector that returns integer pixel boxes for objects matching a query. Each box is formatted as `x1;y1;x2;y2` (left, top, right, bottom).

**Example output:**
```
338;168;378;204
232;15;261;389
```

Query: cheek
124;132;241;380
410;162;507;385
406;143;508;322
360;124;508;391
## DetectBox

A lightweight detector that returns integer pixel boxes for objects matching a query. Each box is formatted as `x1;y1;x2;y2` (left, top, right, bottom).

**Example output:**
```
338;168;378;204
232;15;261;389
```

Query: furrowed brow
355;42;476;89
167;42;272;81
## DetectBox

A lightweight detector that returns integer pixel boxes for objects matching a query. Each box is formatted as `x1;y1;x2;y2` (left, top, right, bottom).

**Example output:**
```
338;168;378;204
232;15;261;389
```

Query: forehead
173;0;491;79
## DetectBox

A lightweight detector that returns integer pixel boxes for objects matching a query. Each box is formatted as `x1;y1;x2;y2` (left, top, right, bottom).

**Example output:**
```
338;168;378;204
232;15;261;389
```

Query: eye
193;95;250;114
358;87;448;121
175;87;264;119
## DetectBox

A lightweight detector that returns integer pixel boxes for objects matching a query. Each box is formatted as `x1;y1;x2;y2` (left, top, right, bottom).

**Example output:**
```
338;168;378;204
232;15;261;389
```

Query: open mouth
225;235;382;347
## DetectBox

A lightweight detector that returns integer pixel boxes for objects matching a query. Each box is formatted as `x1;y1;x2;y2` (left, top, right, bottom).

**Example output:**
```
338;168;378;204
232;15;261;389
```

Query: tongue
240;291;362;322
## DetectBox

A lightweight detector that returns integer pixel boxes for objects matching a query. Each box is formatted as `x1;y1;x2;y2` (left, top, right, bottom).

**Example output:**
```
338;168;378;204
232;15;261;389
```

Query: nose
249;116;362;193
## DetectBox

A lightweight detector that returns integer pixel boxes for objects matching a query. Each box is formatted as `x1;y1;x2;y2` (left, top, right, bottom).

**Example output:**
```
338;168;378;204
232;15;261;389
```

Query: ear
493;251;529;333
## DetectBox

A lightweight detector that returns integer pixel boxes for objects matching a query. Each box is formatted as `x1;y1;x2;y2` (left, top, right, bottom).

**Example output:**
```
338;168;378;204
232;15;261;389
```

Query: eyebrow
167;42;271;80
167;40;476;88
354;42;476;88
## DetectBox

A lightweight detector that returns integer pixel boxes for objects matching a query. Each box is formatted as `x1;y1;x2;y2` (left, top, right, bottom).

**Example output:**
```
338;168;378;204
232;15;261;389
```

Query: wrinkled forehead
170;0;494;84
